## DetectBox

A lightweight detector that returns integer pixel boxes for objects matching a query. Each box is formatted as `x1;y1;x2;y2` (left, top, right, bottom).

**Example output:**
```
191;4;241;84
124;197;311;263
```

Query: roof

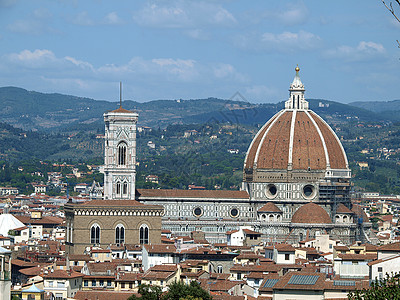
110;106;134;113
336;203;353;214
244;108;348;173
378;242;400;252
351;205;369;222
137;189;249;200
258;202;282;213
42;269;84;279
15;215;63;225
22;283;44;293
243;229;262;235
337;253;377;261
368;254;400;266
291;203;332;224
272;271;326;291
74;291;136;300
144;244;176;254
0;213;25;236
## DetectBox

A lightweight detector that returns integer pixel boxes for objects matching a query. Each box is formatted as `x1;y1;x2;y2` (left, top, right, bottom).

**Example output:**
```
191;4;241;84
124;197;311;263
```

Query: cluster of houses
1;192;400;299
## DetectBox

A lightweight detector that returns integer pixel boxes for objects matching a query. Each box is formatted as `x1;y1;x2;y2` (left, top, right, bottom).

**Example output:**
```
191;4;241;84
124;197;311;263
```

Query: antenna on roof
119;81;122;108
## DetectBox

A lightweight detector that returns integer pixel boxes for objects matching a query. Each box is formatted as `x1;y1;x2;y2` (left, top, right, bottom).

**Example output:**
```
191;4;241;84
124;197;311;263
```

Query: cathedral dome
291;202;332;224
244;67;349;180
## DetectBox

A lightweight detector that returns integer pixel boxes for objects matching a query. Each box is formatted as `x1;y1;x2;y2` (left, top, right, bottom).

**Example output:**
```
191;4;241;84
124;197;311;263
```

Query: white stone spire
285;65;309;110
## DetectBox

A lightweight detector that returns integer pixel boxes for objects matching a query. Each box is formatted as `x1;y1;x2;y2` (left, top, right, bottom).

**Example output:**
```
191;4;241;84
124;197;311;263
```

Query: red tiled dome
258;202;282;213
244;109;348;172
291;203;332;224
351;205;369;222
336;203;353;214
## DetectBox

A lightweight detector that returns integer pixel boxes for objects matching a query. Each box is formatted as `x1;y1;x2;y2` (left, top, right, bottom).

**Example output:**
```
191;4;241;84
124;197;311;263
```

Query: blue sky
0;0;399;103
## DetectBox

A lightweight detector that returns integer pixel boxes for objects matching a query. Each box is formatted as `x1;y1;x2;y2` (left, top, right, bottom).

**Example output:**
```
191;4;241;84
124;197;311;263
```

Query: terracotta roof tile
292;203;332;224
258;202;282;213
137;189;249;199
336;204;353;214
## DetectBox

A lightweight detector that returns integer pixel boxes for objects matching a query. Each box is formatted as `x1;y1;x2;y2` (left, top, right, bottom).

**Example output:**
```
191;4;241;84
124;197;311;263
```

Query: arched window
343;215;348;223
116;182;121;196
90;223;100;244
139;224;149;244
118;142;127;165
115;224;125;244
123;182;128;195
217;265;223;273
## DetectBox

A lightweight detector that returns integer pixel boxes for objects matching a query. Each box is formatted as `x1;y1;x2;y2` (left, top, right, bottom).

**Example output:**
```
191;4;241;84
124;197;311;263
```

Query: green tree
128;284;162;300
163;281;211;300
348;273;400;300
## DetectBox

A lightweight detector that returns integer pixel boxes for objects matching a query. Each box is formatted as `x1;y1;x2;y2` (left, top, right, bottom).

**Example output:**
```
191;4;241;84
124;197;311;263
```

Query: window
115;224;125;244
121;282;125;289
28;295;35;300
55;294;63;300
123;182;128;195
116;182;121;195
238;273;242;280
99;280;104;286
90;223;100;244
107;280;112;287
84;280;88;287
57;281;65;288
285;254;290;260
217;265;223;273
118;142;127;165
129;283;133;289
139;224;149;244
378;267;383;272
92;280;96;286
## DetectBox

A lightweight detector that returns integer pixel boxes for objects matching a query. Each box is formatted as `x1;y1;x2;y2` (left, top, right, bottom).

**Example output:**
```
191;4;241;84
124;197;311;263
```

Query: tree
381;0;400;49
128;282;211;300
163;281;211;300
348;273;400;300
128;284;162;300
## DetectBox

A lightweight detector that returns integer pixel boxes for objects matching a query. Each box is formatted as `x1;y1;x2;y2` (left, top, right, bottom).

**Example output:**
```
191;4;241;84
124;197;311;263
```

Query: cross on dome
285;65;309;110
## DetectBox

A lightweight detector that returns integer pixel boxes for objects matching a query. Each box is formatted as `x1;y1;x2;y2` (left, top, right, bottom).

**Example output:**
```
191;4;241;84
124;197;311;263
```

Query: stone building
65;105;163;255
137;67;372;245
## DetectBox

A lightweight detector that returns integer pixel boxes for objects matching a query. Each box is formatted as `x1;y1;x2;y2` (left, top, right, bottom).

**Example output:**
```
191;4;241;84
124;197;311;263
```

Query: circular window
193;207;203;217
266;184;278;199
230;208;239;218
303;185;315;198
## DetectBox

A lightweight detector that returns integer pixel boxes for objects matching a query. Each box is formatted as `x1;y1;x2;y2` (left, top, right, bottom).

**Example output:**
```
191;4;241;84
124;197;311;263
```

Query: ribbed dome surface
244;109;348;171
258;202;282;213
291;203;332;224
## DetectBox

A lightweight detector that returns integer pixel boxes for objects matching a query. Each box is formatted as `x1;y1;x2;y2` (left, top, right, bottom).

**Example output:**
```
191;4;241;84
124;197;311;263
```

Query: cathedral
137;67;372;245
66;67;372;254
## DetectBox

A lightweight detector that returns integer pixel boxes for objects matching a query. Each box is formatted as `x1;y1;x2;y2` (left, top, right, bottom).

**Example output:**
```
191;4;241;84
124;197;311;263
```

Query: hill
1;86;396;132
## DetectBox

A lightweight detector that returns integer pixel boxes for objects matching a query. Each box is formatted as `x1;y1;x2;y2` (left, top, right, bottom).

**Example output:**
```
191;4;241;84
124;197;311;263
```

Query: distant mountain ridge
1;86;399;132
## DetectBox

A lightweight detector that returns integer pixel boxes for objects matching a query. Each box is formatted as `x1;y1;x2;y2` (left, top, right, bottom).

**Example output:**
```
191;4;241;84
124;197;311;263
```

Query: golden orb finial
295;65;300;72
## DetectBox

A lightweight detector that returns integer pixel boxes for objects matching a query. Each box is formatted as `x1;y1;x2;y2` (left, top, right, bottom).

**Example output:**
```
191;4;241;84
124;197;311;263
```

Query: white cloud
133;0;236;28
323;41;386;62
7;19;44;34
184;29;210;40
245;85;278;101
256;1;309;26
104;12;122;25
71;11;94;26
0;49;249;100
234;30;321;53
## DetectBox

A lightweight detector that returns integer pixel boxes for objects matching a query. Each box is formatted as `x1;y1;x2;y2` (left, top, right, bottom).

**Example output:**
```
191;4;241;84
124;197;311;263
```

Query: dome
291;203;332;224
336;203;353;214
351;205;369;222
244;68;349;180
258;202;282;213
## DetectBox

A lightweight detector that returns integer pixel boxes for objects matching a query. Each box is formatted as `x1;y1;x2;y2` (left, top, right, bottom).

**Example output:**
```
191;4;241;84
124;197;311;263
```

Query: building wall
67;213;161;254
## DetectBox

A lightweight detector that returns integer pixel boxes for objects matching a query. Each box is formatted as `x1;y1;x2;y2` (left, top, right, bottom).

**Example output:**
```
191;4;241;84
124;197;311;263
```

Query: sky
0;0;399;104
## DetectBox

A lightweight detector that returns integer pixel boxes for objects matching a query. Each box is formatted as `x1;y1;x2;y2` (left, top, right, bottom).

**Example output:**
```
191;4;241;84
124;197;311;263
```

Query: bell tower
103;87;138;200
